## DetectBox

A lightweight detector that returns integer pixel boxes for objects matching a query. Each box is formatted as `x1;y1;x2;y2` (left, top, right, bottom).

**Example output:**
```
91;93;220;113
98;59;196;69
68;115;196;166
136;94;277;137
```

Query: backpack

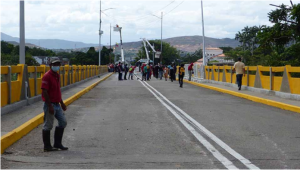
129;68;133;72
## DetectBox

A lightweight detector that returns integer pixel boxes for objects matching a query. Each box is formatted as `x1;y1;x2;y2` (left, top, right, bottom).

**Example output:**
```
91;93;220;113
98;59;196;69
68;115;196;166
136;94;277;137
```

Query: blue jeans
236;74;243;88
159;71;163;80
43;103;67;131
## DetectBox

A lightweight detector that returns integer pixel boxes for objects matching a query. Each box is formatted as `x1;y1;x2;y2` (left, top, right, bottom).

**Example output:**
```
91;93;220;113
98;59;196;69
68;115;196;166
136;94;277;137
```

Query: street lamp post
20;0;25;64
99;0;115;66
99;0;102;66
152;12;163;64
200;0;206;79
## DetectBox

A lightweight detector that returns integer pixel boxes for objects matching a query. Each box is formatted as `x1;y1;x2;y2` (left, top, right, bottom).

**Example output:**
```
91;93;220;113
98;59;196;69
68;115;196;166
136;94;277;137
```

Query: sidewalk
1;73;111;136
183;79;300;113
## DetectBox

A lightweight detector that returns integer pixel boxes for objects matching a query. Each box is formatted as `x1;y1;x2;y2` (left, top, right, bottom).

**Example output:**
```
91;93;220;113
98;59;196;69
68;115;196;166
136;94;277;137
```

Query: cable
109;0;176;22
163;0;185;17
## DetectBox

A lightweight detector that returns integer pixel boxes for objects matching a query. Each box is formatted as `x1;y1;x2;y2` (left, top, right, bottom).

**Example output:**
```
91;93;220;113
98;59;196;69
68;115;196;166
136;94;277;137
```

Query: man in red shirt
41;57;68;152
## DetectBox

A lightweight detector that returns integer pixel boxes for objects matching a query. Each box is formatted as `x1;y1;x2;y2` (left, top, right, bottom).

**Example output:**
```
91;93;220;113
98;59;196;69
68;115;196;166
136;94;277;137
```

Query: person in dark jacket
158;63;163;80
118;62;123;81
169;64;174;82
173;62;177;81
154;65;159;79
124;64;129;80
179;64;185;88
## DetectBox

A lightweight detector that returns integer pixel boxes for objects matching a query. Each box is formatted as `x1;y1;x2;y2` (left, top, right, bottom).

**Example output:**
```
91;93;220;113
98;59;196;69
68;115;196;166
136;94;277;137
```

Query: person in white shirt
232;57;245;90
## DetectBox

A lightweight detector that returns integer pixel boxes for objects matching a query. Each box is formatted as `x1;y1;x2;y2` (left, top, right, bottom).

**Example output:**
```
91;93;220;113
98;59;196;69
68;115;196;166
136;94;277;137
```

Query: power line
163;0;185;16
105;0;176;23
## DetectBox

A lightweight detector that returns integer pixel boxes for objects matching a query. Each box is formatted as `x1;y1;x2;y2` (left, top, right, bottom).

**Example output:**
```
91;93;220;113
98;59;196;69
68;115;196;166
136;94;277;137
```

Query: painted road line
138;80;238;169
142;80;260;170
184;80;300;114
1;73;113;154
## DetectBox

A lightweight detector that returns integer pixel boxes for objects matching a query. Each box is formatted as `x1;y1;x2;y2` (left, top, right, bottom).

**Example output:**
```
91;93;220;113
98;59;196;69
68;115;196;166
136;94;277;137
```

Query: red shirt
41;70;62;103
188;64;193;70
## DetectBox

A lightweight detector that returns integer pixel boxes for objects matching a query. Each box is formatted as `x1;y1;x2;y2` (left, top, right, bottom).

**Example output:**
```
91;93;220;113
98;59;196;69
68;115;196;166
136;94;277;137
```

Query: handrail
1;65;108;107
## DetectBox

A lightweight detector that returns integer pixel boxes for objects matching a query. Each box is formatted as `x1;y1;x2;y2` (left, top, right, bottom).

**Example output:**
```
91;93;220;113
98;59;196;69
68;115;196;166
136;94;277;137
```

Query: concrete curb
183;79;300;114
1;73;113;154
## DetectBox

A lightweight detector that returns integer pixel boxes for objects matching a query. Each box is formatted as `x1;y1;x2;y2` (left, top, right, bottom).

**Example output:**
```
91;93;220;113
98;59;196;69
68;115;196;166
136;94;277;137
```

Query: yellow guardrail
204;65;300;95
1;64;108;107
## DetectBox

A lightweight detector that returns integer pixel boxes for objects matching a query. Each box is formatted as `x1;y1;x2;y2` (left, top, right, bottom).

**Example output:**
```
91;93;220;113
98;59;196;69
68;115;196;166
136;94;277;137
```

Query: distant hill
6;41;41;48
1;32;240;58
1;32;98;49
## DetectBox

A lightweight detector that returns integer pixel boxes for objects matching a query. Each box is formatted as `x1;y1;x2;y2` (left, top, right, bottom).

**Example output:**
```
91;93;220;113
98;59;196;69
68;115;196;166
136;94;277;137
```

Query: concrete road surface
2;73;300;169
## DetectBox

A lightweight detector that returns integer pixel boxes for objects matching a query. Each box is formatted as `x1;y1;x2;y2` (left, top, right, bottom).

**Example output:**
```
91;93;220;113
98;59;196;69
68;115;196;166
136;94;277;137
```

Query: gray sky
1;0;298;45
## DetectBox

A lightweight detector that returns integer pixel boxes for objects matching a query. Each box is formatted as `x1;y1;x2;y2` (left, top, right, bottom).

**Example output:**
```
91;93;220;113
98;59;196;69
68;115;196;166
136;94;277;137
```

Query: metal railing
1;64;108;107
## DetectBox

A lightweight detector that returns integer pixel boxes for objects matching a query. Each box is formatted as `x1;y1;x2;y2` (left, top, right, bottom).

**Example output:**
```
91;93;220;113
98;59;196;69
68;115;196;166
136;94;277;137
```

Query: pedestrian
188;62;193;81
179;64;185;88
158;63;163;80
232;57;245;90
41;57;68;152
110;64;114;72
143;64;148;81
164;66;169;81
173;62;177;81
146;64;150;80
154;65;159;79
149;64;152;80
115;64;118;74
128;66;135;80
124;64;129;80
169;64;174;82
118;62;123;81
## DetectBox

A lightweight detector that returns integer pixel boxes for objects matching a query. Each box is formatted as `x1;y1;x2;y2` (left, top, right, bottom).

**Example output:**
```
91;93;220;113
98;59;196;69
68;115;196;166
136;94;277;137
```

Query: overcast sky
1;0;299;45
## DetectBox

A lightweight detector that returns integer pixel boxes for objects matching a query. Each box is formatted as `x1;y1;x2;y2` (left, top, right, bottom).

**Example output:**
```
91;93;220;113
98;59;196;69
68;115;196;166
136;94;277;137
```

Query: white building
210;54;234;63
205;48;223;59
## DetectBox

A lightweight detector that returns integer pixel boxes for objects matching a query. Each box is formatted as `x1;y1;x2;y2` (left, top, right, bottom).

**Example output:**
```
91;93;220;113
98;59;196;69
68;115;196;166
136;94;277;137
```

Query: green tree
137;40;180;65
1;41;14;54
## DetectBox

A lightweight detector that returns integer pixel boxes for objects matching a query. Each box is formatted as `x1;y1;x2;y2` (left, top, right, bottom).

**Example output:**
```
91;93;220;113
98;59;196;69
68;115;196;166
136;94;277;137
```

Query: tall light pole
201;0;206;67
99;0;102;66
20;0;25;64
110;23;111;63
152;12;163;64
161;12;163;64
99;4;115;66
200;0;206;79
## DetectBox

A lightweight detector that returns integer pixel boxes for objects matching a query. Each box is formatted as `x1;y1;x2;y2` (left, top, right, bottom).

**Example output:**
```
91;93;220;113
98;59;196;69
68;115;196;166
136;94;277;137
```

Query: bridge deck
2;73;300;169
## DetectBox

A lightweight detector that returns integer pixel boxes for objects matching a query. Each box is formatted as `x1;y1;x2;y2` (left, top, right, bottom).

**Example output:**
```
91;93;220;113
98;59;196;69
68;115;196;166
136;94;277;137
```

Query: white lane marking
143;80;260;170
139;80;238;169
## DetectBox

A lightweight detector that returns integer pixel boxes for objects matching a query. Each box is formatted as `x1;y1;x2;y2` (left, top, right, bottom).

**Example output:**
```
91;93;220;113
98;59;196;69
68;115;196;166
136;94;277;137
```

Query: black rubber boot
54;127;68;150
43;130;58;152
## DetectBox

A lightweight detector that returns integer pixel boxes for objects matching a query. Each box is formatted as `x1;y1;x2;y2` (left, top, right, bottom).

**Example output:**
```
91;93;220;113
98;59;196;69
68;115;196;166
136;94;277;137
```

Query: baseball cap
50;57;61;64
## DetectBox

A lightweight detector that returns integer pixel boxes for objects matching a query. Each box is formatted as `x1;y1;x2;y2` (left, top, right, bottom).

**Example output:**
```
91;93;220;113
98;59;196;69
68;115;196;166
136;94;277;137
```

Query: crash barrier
1;64;108;107
187;65;300;95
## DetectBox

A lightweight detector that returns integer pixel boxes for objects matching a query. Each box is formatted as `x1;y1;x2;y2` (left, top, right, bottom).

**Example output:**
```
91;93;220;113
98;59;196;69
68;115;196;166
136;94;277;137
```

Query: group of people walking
138;62;186;88
115;62;136;81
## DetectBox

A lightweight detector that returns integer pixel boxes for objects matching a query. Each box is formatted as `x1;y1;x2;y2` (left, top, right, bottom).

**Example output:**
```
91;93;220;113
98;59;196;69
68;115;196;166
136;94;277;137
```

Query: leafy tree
1;41;14;54
137;40;180;65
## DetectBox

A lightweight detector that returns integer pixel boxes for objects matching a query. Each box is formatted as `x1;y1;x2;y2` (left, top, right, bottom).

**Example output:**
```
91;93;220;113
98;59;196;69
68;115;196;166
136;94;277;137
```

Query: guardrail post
62;67;65;87
218;66;220;81
70;66;73;84
67;66;70;85
208;67;210;80
8;66;12;104
34;66;37;96
270;67;273;91
230;66;233;83
86;66;88;78
247;67;249;87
